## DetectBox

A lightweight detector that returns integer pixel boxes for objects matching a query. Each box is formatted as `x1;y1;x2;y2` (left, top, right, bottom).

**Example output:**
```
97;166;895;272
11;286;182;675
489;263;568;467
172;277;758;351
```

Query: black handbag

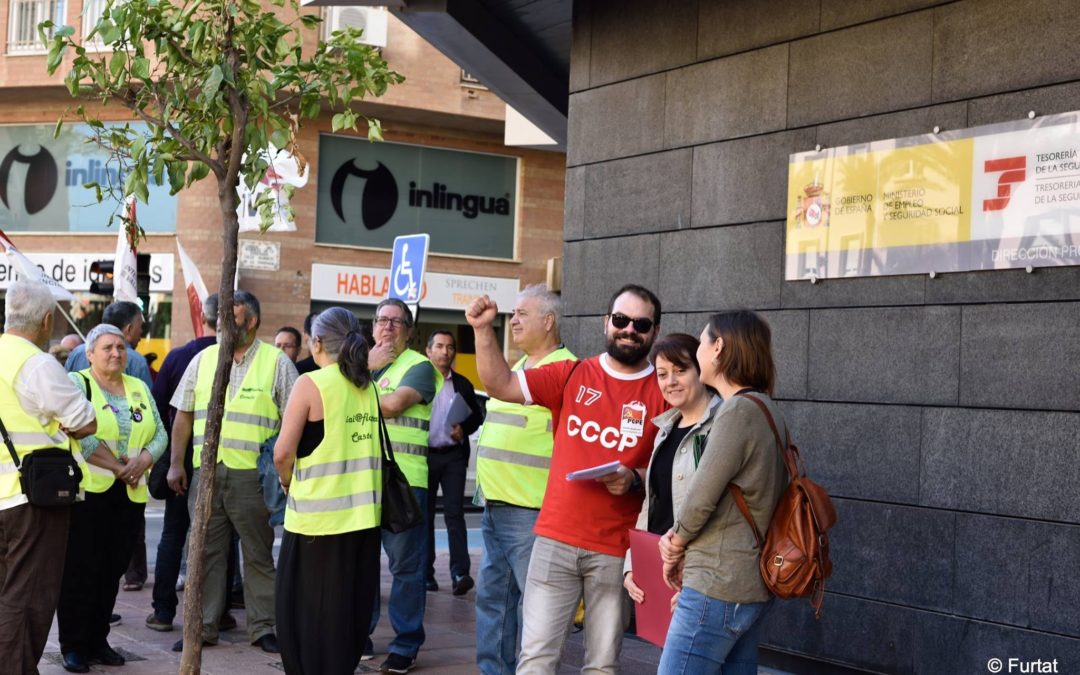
0;414;82;507
375;392;424;534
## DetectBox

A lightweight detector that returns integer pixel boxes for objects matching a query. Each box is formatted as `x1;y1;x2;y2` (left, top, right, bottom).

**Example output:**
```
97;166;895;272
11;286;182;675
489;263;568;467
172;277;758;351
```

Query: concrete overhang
301;0;571;149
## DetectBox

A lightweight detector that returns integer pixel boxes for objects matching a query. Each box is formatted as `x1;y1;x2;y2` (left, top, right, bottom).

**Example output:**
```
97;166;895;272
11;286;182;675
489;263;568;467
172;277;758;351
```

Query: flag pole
54;301;85;340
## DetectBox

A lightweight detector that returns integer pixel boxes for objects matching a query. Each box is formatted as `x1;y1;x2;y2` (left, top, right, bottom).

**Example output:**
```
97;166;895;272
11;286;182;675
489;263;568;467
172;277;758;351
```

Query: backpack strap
0;414;22;470
728;483;764;549
727;393;793;550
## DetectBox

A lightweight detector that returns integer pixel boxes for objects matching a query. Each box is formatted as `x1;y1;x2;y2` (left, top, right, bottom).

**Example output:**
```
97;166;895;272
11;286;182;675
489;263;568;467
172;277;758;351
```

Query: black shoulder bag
0;413;83;507
374;389;425;534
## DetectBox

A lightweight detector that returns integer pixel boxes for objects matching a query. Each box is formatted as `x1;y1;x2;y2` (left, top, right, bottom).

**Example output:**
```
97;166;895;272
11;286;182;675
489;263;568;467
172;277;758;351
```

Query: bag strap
0;414;21;470
728;483;764;549
80;373;92;401
736;393;799;479
372;388;398;466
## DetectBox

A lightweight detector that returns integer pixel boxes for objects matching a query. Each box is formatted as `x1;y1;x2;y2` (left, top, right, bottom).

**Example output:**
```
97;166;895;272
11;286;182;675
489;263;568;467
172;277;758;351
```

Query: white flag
0;229;77;302
113;197;140;305
237;144;308;232
176;238;210;337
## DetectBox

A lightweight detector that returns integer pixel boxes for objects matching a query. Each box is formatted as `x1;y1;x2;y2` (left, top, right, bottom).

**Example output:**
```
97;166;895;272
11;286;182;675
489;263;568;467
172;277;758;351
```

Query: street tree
43;1;402;670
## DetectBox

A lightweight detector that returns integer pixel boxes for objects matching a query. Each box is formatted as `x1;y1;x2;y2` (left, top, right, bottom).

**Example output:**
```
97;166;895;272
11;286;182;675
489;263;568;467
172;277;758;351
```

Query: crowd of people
0;277;791;675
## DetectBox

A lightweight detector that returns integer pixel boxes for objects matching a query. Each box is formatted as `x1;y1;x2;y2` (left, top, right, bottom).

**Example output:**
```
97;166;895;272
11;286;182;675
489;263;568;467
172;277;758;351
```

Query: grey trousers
189;464;276;643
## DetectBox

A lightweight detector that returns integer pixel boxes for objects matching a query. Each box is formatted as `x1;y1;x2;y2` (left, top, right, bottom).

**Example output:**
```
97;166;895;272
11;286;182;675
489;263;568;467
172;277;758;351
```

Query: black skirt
275;526;381;675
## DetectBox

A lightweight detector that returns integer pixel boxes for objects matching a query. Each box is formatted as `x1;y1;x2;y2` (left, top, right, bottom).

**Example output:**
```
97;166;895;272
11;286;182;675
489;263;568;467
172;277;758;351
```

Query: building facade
0;0;566;375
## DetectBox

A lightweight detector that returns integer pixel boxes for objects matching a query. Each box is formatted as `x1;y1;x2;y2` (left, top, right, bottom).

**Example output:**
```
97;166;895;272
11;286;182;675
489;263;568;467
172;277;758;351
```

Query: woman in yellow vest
57;324;167;673
274;307;382;675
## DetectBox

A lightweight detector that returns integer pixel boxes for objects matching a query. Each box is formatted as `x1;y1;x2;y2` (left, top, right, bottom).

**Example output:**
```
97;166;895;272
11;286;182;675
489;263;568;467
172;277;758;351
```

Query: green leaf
109;51;126;78
55;25;75;38
98;20;120;44
53;117;64;139
201;65;224;102
132;56;151;80
367;118;383;142
331;112;345;131
188;161;210;185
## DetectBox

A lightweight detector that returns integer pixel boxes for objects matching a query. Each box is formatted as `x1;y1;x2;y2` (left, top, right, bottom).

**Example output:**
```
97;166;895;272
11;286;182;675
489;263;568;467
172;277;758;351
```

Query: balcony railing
7;0;64;54
82;0;109;43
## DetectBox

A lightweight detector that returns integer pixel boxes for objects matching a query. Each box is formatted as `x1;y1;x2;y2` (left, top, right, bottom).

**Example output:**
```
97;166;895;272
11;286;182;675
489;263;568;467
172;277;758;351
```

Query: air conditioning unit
323;6;388;49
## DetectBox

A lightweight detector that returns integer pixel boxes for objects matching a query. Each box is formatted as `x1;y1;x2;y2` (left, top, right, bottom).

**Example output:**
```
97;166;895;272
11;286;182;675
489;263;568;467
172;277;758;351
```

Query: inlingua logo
330;160;399;230
0;145;58;215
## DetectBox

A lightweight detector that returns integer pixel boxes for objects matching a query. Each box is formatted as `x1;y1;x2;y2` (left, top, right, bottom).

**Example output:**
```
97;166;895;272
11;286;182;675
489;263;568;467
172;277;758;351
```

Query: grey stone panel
568;0;591;93
916;611;1080;675
560;235;661;316
932;0;1080;103
762;593;919;674
820;0;947;31
663;46;788;149
567;315;607;358
564;166;585;241
807;306;960;405
698;0;820;59
758;310;808;400
587;0;696;87
788;11;934;127
556;315;581;357
778;401;921;503
692;129;817;227
583;149;692;238
920;407;1080;523
925;266;1080;305
960;303;1080;411
968;81;1080;127
780;274;926;309
953;514;1080;635
826;499;955;611
814;102;968;150
566;75;666;167
655;312;687;336
658;224;784;313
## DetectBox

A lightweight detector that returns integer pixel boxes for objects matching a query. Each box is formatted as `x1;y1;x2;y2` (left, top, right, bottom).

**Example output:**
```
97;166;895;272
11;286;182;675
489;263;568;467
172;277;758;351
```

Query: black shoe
172;638;216;653
62;652;90;673
361;638;375;661
109;613;121;626
425;578;439;592
452;574;474;596
380;652;416;673
90;644;125;666
253;633;280;654
218;611;238;632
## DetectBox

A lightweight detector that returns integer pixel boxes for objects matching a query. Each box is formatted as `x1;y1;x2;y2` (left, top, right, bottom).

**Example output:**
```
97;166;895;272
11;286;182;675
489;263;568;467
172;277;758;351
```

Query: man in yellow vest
473;285;575;675
365;298;439;675
166;291;297;654
0;280;96;673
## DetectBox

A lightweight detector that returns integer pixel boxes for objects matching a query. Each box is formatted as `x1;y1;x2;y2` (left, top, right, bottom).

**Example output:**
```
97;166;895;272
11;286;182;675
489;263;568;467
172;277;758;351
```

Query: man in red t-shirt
467;284;667;674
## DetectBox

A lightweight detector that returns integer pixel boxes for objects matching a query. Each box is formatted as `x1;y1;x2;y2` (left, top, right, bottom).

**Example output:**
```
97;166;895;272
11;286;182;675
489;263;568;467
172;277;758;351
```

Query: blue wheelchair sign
388;234;430;304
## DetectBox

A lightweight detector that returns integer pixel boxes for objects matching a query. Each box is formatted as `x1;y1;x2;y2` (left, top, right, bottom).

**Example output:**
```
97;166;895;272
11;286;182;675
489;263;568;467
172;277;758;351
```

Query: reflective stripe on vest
285;363;382;536
192;343;281;470
476;347;576;509
0;335;75;503
376;349;442;488
79;370;157;503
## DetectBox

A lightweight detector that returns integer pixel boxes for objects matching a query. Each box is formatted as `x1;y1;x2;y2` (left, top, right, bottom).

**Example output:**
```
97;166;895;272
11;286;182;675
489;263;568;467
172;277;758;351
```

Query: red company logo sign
983;156;1026;211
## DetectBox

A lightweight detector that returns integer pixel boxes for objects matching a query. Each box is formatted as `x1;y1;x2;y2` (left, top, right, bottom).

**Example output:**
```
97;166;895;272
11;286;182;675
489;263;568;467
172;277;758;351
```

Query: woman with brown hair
657;310;790;674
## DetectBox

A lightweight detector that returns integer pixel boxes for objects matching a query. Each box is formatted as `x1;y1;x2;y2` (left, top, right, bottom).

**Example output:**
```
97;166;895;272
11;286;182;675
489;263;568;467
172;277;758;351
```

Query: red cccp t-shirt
518;354;668;557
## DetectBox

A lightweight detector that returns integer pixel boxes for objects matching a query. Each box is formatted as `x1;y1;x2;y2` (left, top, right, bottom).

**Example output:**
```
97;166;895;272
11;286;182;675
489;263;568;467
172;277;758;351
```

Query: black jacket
447;370;485;443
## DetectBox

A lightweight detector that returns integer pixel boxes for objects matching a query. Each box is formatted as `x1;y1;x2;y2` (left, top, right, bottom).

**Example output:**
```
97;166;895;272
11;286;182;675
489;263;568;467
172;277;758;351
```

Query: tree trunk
178;178;241;675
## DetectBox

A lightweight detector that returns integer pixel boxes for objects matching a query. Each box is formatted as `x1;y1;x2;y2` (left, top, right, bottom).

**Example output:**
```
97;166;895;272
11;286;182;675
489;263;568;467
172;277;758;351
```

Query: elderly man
473;285;575;675
167;291;297;654
0;280;96;673
467;284;668;674
366;298;439;675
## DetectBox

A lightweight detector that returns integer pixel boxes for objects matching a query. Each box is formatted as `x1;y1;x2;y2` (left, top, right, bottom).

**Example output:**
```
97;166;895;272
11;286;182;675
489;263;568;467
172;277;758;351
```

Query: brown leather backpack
728;394;837;619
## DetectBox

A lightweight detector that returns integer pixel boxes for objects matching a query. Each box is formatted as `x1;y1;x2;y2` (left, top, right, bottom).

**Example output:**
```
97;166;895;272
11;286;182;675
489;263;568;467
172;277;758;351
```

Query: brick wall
566;1;1080;672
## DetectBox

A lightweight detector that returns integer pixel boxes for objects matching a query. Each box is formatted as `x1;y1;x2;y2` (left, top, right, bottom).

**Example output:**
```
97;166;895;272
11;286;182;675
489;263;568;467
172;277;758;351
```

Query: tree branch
119;86;220;173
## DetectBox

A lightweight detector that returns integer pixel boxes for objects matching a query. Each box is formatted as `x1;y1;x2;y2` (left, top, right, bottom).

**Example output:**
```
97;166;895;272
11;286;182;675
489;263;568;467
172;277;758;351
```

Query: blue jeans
475;504;539;675
370;487;428;658
658;587;772;675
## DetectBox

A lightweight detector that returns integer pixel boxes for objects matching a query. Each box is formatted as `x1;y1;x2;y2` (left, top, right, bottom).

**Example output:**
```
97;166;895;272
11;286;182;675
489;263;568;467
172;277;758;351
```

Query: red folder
628;528;676;647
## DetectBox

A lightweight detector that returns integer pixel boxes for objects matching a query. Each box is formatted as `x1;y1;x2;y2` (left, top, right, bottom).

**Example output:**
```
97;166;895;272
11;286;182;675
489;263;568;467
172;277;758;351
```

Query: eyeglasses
609;313;654;333
374;317;409;329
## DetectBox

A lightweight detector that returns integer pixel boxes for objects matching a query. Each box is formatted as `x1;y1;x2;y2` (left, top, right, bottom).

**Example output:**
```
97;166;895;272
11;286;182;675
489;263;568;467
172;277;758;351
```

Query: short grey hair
85;324;126;353
518;284;562;330
4;280;55;333
375;298;414;329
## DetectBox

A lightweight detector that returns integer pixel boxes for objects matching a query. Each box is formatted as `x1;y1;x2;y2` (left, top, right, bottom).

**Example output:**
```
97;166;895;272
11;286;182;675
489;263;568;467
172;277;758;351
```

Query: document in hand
628;528;676;648
446;393;473;426
565;460;622;481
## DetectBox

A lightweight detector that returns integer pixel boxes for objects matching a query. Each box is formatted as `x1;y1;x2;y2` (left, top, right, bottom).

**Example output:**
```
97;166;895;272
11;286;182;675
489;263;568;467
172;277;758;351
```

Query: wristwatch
629;470;644;493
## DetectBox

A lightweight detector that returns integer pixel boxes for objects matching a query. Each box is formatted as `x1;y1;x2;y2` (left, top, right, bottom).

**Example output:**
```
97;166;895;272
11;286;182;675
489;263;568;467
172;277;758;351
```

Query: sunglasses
609;313;654;333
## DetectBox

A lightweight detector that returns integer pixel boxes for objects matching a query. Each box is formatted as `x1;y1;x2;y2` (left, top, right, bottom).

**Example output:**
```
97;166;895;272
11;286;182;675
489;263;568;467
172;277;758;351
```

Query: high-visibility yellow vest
193;342;281;470
476;347;576;509
78;369;157;503
0;334;78;505
376;348;442;488
285;363;382;536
